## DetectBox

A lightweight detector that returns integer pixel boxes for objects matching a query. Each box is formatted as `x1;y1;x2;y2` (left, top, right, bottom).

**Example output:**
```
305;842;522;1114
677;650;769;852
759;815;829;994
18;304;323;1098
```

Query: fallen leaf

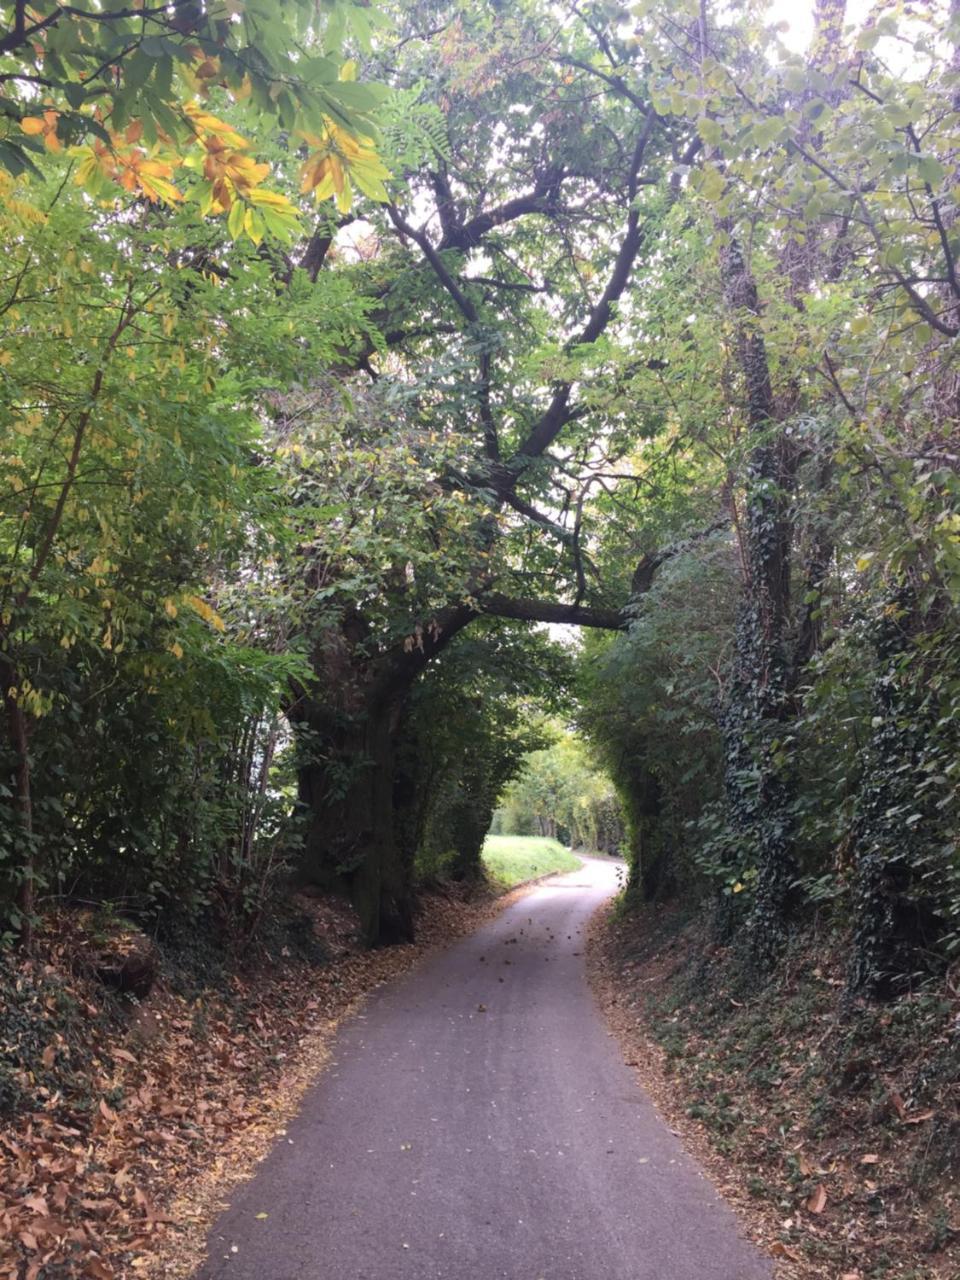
805;1184;827;1214
859;1153;879;1164
99;1099;117;1123
85;1260;115;1279
255;1212;269;1220
903;1109;935;1124
771;1242;802;1262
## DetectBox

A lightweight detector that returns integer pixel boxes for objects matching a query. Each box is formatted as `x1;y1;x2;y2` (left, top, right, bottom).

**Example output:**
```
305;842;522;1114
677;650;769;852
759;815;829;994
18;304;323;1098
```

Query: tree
0;0;389;943
275;0;706;942
574;0;960;987
498;730;623;853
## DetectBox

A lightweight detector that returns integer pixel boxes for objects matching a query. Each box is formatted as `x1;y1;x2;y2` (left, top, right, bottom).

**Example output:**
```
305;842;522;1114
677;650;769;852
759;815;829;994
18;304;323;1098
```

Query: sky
769;0;817;52
769;0;880;55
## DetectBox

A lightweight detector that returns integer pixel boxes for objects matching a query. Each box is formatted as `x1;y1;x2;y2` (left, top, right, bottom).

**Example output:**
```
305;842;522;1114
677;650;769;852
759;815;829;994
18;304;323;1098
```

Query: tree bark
718;232;799;967
295;701;414;946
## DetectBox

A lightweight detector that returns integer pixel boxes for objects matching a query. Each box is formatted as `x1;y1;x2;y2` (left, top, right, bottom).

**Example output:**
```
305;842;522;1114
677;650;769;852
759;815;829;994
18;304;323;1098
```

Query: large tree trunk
718;235;799;968
295;702;414;947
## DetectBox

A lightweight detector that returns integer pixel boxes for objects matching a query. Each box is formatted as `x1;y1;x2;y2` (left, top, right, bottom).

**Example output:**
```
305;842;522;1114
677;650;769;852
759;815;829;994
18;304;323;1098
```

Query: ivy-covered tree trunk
720;236;799;968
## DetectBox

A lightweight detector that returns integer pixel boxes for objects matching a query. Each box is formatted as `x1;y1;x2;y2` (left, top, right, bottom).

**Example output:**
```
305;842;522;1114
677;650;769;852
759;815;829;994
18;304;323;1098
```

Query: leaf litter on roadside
1;885;505;1280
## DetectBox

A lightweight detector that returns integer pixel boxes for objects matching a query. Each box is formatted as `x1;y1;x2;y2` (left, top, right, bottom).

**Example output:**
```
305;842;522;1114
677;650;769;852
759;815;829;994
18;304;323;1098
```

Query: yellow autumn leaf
184;102;249;151
21;112;61;151
298;118;390;212
184;594;225;632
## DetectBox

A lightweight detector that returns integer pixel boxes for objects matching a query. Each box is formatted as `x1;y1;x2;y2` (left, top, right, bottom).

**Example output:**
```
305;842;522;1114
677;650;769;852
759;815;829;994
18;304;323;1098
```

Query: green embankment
481;835;581;889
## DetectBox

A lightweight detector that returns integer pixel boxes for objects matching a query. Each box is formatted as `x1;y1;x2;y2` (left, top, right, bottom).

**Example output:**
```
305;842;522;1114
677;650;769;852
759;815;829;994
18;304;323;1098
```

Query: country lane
193;855;772;1280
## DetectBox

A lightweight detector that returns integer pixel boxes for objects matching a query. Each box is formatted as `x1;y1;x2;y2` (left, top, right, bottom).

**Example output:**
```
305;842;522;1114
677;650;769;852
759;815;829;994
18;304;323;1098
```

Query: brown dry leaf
805;1184;828;1214
859;1153;880;1164
99;1098;117;1123
111;1049;137;1065
42;1044;57;1069
888;1089;907;1120
903;1109;935;1125
770;1241;802;1261
84;1260;115;1279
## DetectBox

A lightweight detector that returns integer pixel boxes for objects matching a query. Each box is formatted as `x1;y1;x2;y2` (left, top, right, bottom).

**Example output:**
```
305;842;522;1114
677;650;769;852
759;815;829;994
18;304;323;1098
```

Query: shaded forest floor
0;882;508;1280
589;902;960;1280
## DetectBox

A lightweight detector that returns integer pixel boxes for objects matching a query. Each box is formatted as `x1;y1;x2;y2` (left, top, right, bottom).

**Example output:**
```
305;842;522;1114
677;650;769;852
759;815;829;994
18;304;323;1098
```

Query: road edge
585;898;793;1280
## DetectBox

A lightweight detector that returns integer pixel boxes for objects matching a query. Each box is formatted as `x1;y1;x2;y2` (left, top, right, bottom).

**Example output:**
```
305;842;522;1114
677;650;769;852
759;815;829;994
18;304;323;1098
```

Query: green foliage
578;536;738;901
497;728;624;855
399;624;567;883
0;0;388;227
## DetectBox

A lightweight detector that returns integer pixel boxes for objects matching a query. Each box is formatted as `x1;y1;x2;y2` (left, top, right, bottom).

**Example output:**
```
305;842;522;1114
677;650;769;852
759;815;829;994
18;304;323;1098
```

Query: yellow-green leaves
299;118;391;214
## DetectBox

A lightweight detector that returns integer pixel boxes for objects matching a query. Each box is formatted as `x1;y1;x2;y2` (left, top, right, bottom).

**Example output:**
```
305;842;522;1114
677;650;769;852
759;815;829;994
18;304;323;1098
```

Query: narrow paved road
195;857;771;1280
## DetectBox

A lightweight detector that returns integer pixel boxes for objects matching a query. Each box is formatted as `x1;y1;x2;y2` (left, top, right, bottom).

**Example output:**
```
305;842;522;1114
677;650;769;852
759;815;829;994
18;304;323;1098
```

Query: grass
481;835;581;889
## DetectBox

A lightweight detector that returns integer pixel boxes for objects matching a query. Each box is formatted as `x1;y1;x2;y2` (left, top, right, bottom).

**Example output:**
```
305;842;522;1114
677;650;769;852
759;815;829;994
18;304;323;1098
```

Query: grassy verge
481;834;581;889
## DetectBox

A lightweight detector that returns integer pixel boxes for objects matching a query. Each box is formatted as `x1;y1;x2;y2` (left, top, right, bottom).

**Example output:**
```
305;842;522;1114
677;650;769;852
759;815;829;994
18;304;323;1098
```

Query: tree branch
388;205;499;459
511;110;656;461
436;168;565;252
477;593;623;630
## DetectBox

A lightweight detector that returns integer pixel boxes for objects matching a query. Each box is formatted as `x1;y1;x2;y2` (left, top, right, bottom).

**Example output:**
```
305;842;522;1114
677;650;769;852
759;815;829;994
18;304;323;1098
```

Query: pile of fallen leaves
1;883;501;1280
588;903;960;1280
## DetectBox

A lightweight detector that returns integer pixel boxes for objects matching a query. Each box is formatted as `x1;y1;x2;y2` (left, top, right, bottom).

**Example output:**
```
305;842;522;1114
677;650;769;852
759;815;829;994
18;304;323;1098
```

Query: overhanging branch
477;593;624;630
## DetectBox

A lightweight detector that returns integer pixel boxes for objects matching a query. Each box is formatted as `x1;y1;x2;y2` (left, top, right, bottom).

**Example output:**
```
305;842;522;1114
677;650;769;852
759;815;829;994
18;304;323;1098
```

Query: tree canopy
0;0;958;1002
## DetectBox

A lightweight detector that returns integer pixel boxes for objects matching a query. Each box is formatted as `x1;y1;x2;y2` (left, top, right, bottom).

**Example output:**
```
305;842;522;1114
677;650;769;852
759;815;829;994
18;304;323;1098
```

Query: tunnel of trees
1;0;959;1005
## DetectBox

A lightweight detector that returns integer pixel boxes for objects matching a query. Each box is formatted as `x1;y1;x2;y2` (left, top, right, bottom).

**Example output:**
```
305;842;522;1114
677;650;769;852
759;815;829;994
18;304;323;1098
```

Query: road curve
194;856;771;1280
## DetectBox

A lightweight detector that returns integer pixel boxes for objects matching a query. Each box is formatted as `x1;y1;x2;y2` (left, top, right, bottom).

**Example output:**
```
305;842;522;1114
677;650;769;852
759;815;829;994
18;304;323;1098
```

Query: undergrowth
607;907;960;1277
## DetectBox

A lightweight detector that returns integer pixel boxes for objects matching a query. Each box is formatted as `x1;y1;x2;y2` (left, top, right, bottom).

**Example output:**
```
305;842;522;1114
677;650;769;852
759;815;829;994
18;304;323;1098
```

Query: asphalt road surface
195;856;772;1280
